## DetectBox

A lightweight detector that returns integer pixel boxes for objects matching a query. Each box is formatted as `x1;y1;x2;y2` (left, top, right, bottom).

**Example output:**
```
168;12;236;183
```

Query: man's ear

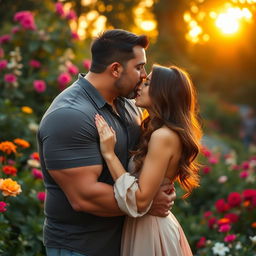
109;62;123;78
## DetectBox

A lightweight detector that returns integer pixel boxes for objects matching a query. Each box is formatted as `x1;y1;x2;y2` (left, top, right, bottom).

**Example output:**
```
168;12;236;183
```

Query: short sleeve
114;173;152;217
39;108;103;170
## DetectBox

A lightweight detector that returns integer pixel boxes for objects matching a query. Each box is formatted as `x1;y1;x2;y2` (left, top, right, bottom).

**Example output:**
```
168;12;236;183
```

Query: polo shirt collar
77;73;106;109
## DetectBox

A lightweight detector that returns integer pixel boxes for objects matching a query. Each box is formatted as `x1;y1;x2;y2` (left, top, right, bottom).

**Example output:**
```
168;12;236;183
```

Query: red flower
2;165;17;176
0;201;7;212
202;166;211;174
227;192;242;207
224;213;239;223
204;211;212;219
30;152;40;161
208;217;216;229
242;189;256;201
215;199;230;213
83;59;91;70
0;59;8;70
196;237;206;248
0;34;11;44
29;59;41;68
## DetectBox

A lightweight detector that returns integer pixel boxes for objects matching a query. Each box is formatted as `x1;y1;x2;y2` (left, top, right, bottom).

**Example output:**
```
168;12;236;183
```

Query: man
38;29;175;256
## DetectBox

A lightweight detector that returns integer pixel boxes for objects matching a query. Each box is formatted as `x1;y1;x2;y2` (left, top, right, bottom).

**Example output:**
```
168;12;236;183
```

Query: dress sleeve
113;173;152;217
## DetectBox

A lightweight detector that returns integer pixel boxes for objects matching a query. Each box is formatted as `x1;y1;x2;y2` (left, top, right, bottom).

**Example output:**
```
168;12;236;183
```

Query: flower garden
0;1;255;256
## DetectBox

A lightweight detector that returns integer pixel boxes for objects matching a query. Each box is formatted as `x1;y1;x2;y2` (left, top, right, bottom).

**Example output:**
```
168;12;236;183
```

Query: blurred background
0;0;255;255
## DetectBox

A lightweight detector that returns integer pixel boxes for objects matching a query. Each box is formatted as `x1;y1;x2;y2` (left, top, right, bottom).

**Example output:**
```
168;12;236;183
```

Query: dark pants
46;248;87;256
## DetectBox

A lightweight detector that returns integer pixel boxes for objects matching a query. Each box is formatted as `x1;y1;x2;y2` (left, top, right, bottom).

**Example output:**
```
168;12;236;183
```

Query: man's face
114;45;147;99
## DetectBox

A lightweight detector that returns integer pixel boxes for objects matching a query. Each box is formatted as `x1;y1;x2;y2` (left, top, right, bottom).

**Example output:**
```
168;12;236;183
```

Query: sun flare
215;7;252;35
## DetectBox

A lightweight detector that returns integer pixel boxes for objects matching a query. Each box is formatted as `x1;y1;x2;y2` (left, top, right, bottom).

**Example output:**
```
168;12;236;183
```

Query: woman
95;64;202;256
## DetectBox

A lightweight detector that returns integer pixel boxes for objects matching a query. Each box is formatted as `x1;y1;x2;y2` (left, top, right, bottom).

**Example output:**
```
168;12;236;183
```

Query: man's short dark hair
90;29;149;73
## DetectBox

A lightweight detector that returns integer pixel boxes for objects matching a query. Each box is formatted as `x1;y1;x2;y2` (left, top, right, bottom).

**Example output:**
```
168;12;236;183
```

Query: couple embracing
38;29;202;256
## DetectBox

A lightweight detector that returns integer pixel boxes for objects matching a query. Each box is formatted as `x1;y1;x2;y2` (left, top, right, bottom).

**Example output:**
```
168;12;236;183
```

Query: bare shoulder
149;126;181;148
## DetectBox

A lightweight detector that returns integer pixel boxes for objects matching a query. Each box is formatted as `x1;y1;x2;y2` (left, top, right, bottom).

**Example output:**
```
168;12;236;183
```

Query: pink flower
37;191;46;202
203;211;212;219
71;31;80;40
201;146;212;157
224;234;236;242
33;80;46;93
208;156;218;164
224;213;239;223
4;73;17;83
196;237;206;248
241;161;250;170
230;164;240;171
20;16;36;30
215;199;230;213
14;11;31;22
202;166;211;174
68;64;79;75
57;72;71;90
219;224;231;232
66;10;77;20
55;2;65;16
239;170;248;178
0;59;8;70
227;192;242;207
0;34;11;44
11;26;20;34
29;59;41;68
14;11;36;30
0;201;7;212
83;59;91;70
32;168;43;179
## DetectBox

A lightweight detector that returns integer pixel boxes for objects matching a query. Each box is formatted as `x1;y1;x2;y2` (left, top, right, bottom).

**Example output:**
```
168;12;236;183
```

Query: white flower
235;241;242;250
218;175;228;183
27;159;41;168
28;122;39;132
250;236;256;245
212;242;230;256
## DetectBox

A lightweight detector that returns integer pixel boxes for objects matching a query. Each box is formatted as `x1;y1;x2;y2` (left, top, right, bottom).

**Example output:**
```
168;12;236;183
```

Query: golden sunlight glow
140;20;157;31
91;15;107;37
216;13;239;34
215;7;252;34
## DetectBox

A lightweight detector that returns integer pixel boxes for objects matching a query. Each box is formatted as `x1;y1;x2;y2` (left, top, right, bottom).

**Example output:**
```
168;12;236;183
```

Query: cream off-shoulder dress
114;165;193;256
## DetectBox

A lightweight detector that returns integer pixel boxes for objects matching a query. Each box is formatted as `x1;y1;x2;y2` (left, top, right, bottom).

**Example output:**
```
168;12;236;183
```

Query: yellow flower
0;178;22;197
14;138;30;148
0;141;17;155
21;106;33;114
142;109;149;121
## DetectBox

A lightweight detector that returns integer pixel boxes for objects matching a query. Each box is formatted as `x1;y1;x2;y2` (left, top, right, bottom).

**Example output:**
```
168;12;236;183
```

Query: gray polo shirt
37;74;142;256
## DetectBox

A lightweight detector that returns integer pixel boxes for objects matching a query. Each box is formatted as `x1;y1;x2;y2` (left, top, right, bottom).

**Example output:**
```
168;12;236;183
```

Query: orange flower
243;200;250;207
0;141;17;155
218;218;231;226
21;106;33;114
0;178;22;197
252;222;256;228
14;138;30;148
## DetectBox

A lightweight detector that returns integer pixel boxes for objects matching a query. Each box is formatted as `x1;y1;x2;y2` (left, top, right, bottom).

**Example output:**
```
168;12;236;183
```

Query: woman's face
135;73;152;108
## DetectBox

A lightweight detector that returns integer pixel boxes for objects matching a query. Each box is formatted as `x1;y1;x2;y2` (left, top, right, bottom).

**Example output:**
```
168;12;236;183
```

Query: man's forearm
75;182;124;217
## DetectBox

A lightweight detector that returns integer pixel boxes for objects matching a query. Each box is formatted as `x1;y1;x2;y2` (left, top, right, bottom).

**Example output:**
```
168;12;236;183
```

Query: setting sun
215;7;252;35
216;13;239;34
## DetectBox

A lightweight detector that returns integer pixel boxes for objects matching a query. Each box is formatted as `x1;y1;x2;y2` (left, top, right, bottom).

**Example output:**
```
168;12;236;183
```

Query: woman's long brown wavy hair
132;65;202;198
